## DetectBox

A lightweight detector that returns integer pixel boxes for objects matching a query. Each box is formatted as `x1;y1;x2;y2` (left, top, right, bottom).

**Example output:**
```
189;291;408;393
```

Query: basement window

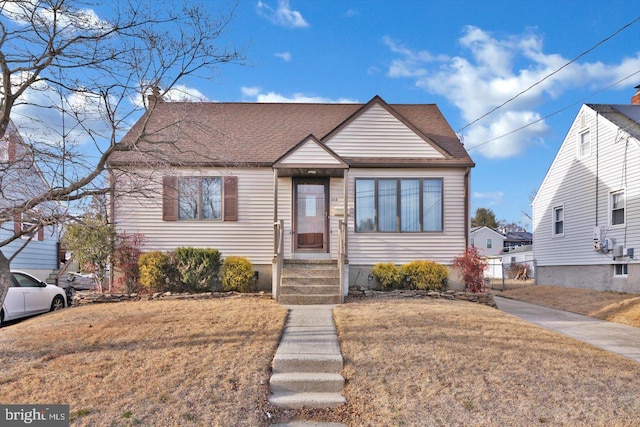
614;264;628;277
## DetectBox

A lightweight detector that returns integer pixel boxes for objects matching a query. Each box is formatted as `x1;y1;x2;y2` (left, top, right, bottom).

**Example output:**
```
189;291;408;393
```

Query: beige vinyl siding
325;103;445;159
276;177;293;258
279;140;343;165
533;105;640;266
346;168;467;265
329;177;345;259
114;167;275;265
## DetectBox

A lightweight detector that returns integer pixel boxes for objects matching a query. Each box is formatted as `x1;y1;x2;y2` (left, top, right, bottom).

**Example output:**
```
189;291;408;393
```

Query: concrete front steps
278;260;341;305
269;305;346;409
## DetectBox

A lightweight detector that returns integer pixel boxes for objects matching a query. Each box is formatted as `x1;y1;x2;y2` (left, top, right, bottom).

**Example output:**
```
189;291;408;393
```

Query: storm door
293;178;329;252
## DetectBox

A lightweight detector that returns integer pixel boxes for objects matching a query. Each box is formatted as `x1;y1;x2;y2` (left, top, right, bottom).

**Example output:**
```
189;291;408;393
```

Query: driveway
494;296;640;363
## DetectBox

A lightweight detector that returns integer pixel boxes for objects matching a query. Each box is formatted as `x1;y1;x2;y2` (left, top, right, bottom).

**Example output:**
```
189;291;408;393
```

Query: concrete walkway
494;296;640;363
269;305;346;409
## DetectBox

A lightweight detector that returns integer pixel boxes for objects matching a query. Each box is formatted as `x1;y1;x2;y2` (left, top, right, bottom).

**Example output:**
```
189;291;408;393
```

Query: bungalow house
0;120;60;281
108;95;475;303
532;88;640;293
470;226;504;256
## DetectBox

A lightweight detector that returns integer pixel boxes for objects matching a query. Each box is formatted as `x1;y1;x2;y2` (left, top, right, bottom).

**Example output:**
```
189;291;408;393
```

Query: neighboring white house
532;92;640;293
0;121;60;281
470;226;504;256
108;95;475;301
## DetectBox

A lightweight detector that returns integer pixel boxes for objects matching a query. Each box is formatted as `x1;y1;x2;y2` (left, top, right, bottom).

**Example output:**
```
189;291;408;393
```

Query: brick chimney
632;84;640;105
147;86;164;109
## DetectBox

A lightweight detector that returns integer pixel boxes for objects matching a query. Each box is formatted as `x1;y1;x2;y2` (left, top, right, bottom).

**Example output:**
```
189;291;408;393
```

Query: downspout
273;168;278;223
464;167;471;248
595;112;599;226
108;168;116;292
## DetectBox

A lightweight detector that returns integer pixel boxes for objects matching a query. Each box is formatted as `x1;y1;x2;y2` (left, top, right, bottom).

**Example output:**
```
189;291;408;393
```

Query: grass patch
0;298;287;426
500;285;640;327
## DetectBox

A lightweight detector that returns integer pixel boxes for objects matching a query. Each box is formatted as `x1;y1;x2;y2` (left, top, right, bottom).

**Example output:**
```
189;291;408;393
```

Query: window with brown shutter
163;175;237;221
223;176;238;221
163;176;178;221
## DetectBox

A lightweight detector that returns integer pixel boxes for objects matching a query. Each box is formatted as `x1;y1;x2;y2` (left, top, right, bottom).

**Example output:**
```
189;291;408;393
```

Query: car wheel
0;309;4;327
51;295;65;311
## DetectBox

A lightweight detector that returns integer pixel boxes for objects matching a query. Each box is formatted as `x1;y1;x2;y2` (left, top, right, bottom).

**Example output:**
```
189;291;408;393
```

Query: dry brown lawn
500;285;640;328
327;299;640;426
2;295;640;426
0;297;287;426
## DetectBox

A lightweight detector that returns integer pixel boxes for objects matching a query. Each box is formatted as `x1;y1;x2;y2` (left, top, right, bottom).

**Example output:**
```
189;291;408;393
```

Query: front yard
1;293;639;426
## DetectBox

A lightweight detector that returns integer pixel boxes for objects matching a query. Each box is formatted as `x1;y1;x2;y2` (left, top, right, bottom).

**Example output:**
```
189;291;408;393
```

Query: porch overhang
273;165;347;177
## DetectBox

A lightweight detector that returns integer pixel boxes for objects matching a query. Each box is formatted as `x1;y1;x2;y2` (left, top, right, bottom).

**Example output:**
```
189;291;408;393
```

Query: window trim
552;205;564;237
354;177;444;233
577;129;591;158
610;189;625;227
163;175;237;222
613;263;628;277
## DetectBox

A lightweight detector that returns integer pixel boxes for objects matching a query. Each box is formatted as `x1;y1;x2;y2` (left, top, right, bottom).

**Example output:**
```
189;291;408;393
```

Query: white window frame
610;190;625;227
552;205;564;237
486;238;492;249
578;130;591;158
613;264;628;277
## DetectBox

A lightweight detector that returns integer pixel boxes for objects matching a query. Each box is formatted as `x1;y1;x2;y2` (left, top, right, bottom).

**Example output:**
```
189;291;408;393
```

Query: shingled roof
108;96;474;168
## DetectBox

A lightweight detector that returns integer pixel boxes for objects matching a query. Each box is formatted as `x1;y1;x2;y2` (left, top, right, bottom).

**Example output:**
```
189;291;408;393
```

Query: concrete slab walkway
494;296;640;363
269;305;346;409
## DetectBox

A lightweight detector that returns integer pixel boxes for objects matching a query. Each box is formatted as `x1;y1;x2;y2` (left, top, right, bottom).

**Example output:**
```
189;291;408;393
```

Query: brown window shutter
37;227;44;241
223;176;238;221
14;217;21;234
162;176;178;221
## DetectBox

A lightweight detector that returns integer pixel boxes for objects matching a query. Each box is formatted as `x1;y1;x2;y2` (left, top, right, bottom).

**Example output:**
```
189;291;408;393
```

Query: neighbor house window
486;238;492;249
553;205;564;236
578;130;590;157
614;264;628;277
355;178;443;232
611;190;625;226
470;238;475;247
178;177;222;220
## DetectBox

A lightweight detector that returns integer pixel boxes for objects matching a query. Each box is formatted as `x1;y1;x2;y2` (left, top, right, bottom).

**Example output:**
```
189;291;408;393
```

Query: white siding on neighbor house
346;168;467;266
1;224;58;278
114;168;276;265
470;226;504;257
533;105;640;267
278;140;343;165
325;103;446;159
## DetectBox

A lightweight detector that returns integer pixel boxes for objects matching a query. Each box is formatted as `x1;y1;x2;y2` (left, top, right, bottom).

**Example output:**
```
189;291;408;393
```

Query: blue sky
196;0;640;229
6;0;640;229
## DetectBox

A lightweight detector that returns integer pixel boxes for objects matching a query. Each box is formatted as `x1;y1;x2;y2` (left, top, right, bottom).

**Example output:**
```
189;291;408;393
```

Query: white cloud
275;51;292;62
2;1;112;33
345;9;359;18
241;86;261;98
385;26;640;158
257;0;309;28
241;88;357;103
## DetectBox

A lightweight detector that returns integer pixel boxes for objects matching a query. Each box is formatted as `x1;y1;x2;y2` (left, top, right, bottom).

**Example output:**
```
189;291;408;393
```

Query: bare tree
0;0;243;310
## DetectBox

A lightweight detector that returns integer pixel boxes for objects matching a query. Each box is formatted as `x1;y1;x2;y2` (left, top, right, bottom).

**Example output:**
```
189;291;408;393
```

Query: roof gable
109;96;474;168
324;97;448;159
274;135;347;168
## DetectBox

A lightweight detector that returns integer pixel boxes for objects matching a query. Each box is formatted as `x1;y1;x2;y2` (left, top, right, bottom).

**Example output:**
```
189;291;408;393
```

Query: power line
458;15;640;134
465;70;640;151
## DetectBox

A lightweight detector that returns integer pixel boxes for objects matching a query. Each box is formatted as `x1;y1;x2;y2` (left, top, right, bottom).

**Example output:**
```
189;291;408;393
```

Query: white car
1;271;67;327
